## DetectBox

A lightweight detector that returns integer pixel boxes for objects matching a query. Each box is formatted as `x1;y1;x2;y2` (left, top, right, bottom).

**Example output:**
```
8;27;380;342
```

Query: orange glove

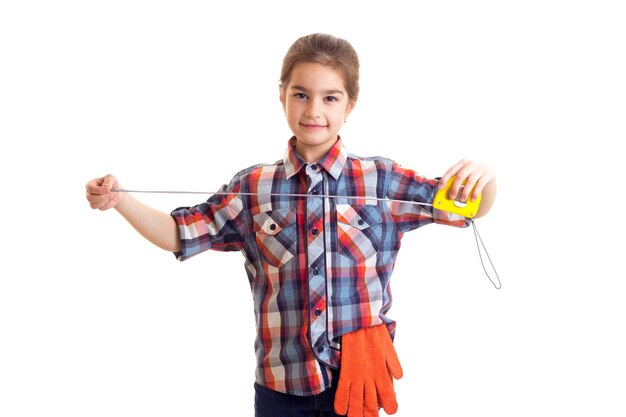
334;324;403;417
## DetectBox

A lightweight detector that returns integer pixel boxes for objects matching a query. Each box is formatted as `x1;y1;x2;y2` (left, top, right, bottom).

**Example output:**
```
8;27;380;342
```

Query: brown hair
280;33;360;100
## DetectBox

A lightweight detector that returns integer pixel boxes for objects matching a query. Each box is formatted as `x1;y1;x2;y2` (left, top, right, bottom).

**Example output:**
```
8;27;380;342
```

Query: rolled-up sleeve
387;161;469;233
170;175;246;261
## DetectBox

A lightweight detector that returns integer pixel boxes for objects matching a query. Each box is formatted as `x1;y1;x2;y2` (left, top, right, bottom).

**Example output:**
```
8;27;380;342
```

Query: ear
344;98;357;119
279;85;286;111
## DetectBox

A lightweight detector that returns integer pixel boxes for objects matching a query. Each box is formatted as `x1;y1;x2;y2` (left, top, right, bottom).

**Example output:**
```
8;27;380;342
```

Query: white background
1;1;625;416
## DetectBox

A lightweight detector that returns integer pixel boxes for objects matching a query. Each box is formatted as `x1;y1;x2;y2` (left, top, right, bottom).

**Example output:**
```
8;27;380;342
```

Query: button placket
305;166;328;362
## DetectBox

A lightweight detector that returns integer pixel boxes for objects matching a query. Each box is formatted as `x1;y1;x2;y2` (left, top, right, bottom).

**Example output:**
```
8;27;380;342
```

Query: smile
300;123;327;130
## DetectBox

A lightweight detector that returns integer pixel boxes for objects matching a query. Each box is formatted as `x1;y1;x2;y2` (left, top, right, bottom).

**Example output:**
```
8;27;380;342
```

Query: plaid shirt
171;137;469;396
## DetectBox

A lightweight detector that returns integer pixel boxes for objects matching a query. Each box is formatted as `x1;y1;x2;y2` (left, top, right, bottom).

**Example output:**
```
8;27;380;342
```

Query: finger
89;200;106;210
439;159;468;190
458;170;483;202
101;174;115;189
334;379;351;415
87;193;109;209
448;161;479;200
99;196;118;211
447;175;464;201
364;380;379;417
348;381;364;417
469;171;495;201
86;190;111;204
86;178;106;195
86;177;113;196
375;378;398;415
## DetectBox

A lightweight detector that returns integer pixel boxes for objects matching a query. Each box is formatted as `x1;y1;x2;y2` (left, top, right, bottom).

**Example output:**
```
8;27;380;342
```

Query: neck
295;138;337;163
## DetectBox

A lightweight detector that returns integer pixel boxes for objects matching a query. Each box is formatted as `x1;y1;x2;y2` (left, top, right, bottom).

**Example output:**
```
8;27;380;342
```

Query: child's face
280;62;355;161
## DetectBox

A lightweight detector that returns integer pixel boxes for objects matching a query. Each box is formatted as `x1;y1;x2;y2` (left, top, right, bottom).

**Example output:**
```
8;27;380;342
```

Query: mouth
300;123;327;130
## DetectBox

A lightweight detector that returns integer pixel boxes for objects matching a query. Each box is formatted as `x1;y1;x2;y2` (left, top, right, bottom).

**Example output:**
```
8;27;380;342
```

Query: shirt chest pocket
252;207;298;268
336;204;383;264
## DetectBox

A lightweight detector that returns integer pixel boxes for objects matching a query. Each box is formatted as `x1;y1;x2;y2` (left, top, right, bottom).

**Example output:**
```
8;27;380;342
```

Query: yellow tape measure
433;176;482;218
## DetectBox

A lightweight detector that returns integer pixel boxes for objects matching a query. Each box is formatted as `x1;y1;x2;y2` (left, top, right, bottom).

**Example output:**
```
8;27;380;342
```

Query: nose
304;98;322;118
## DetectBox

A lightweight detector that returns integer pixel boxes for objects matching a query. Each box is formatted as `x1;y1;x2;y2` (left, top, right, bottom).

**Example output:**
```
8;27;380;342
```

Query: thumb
334;380;350;415
101;174;116;191
386;347;403;380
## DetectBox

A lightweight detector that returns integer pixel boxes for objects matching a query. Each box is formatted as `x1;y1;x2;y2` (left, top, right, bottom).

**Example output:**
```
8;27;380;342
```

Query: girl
86;33;496;417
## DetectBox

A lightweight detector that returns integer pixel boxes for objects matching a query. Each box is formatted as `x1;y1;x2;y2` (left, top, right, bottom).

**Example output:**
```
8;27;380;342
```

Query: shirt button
357;219;365;226
311;189;319;195
315;308;322;316
311;228;319;236
269;223;277;231
311;164;318;170
317;346;324;353
312;267;319;275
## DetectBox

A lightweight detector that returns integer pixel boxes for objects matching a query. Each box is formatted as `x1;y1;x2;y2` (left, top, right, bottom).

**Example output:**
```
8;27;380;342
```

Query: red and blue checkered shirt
171;137;469;396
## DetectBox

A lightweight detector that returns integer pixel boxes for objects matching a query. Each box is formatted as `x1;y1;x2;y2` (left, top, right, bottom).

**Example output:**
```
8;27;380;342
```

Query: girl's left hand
439;159;496;202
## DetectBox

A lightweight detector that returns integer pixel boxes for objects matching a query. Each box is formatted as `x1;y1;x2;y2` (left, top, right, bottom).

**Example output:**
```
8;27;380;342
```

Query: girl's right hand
85;174;122;211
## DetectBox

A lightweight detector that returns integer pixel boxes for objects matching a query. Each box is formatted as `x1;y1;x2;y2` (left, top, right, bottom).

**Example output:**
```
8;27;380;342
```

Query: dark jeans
254;379;345;417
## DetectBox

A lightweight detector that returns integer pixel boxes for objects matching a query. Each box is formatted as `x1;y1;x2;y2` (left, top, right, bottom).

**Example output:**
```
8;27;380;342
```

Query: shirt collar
283;136;348;180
